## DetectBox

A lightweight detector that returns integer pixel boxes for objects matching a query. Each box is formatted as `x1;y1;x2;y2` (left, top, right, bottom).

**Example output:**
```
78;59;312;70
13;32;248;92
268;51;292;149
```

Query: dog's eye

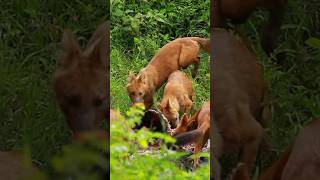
130;92;135;96
67;95;80;107
138;92;143;96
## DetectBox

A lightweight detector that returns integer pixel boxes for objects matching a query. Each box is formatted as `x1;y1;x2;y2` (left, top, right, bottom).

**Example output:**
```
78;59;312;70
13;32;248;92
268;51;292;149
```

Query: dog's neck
139;66;158;92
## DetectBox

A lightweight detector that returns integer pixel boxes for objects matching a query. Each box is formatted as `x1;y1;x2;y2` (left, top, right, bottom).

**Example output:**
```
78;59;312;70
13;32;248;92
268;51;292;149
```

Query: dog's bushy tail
189;37;210;54
174;129;202;146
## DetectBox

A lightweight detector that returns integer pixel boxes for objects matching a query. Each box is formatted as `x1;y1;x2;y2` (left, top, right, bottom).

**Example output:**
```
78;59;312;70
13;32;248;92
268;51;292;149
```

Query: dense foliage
239;0;320;150
110;105;210;179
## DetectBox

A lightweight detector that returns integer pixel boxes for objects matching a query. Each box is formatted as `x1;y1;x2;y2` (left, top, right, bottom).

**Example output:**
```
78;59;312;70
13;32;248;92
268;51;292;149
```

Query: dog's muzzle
133;97;143;103
70;109;97;132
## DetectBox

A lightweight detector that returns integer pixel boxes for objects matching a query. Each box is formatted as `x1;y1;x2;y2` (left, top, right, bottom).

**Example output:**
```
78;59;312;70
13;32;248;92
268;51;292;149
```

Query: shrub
110;105;210;179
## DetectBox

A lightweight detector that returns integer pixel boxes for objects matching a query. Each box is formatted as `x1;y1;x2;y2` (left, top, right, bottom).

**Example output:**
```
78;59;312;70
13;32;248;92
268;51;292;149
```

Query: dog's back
147;38;202;87
213;29;264;119
164;70;193;97
212;28;266;173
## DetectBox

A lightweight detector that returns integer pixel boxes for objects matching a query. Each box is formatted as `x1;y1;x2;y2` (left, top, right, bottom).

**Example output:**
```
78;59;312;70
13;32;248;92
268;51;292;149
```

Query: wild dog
257;118;320;180
127;37;209;110
157;70;193;128
212;0;287;54
212;28;271;176
174;101;223;169
230;119;320;180
53;22;109;138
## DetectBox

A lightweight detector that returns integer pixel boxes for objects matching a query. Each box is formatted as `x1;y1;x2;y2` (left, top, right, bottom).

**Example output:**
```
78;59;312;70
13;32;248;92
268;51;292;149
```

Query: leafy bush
111;0;209;53
110;105;210;179
50;135;107;180
22;133;108;180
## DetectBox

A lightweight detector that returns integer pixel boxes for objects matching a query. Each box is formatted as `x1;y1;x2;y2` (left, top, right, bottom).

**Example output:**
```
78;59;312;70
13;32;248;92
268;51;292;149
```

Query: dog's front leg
193;132;208;170
193;138;203;169
144;95;154;110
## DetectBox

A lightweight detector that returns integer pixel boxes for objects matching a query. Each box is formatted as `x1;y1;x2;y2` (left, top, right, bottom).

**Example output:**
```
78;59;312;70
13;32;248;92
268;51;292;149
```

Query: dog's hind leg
178;43;201;78
240;116;263;175
192;58;200;78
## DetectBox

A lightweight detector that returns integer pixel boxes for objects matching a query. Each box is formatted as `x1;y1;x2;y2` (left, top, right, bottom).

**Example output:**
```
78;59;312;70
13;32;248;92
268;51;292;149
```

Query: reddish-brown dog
53;22;108;137
260;118;320;180
213;28;271;176
230;119;320;180
174;101;223;169
157;70;194;128
127;37;209;110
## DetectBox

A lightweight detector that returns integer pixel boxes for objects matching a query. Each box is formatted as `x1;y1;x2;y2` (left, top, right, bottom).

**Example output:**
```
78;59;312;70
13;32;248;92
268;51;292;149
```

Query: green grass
110;105;210;179
0;0;108;174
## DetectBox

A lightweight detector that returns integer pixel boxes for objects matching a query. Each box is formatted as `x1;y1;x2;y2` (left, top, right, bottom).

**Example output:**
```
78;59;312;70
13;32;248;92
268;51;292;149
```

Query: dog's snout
70;109;96;132
133;97;142;103
171;121;177;129
176;117;179;124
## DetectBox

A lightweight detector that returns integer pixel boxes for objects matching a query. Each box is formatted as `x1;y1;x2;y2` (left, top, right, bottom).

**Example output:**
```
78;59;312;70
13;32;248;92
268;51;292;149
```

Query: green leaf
305;38;320;48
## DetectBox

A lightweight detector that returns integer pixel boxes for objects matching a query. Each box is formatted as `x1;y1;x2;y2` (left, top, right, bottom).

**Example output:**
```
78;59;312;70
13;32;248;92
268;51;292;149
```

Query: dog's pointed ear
128;71;136;82
168;98;174;110
137;73;147;84
84;21;109;70
59;30;81;68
